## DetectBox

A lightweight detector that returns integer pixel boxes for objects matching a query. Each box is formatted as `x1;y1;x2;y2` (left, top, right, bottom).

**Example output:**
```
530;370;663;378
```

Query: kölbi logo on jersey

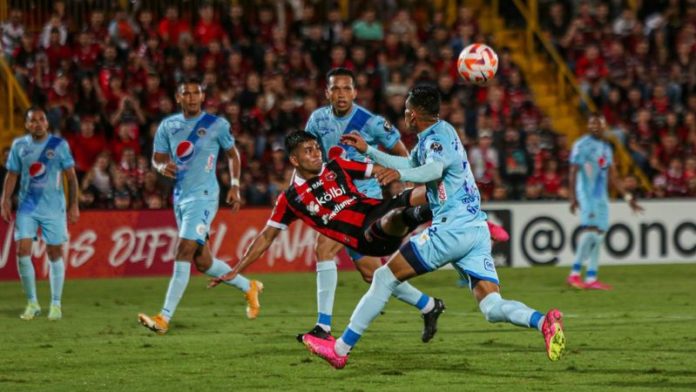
176;141;195;163
317;185;346;205
29;162;47;182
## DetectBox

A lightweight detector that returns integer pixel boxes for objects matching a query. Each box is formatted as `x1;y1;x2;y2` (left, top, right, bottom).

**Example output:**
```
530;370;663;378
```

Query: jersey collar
293;164;327;186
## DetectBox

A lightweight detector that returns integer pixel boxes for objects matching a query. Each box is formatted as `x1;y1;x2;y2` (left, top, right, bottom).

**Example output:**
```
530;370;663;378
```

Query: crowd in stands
542;0;696;197
1;1;695;211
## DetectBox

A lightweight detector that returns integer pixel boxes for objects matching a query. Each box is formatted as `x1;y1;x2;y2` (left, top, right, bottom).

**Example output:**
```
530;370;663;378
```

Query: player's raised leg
194;243;263;319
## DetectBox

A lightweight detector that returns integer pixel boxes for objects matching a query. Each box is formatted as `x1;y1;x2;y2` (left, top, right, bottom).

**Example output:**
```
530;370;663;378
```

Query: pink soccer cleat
583;280;613;290
302;333;348;369
566;275;584;289
541;309;565;361
487;221;510;242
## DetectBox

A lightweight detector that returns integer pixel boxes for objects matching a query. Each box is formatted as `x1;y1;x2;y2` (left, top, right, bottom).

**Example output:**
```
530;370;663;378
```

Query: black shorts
353;189;413;257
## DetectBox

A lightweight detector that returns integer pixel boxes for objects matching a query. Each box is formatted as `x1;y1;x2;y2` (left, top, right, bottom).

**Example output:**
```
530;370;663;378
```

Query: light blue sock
17;256;37;303
392;282;431;313
161;261;191;321
316;260;337;330
49;258;65;306
479;292;545;331
571;231;597;275
586;233;604;282
338;266;400;353
205;258;250;292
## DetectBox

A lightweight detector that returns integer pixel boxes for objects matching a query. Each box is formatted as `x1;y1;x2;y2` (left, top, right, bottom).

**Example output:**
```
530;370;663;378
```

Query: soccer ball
457;43;499;85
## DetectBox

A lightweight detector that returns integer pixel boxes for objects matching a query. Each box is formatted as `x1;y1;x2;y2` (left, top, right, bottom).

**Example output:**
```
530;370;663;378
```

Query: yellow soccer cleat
245;280;264;320
20;302;41;320
138;313;169;335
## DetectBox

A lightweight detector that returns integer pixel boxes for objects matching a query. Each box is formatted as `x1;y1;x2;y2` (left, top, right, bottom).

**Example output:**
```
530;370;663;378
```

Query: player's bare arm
209;225;281;287
568;164;579;214
1;171;18;222
225;146;242;211
152;152;177;179
609;164;644;213
64;167;80;224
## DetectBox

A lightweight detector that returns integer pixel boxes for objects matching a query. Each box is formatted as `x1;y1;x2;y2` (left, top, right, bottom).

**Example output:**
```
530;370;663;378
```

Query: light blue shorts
174;199;218;245
401;219;498;288
579;198;609;232
15;213;67;245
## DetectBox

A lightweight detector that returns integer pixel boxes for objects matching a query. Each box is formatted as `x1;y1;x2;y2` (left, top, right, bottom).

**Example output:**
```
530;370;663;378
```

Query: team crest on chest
45;149;55;159
197;128;207;137
324;171;337;181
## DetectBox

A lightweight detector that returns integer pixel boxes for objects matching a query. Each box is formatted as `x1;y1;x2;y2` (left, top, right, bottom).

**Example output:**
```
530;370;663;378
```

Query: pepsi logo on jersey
176;141;195;163
29;162;47;181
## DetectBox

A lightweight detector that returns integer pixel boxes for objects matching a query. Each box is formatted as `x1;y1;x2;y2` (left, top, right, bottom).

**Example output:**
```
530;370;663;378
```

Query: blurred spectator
40;13;67;49
111;121;141;161
81;152;114;207
468;130;499;201
157;5;191;47
112;170;133;209
68;116;107;175
1;8;25;58
352;8;383;41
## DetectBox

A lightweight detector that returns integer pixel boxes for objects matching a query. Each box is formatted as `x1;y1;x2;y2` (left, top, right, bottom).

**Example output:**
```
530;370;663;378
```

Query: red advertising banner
0;209;353;280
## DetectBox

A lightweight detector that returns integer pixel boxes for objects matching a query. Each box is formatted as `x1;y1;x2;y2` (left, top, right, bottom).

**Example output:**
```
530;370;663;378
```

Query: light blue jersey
400;121;496;287
570;135;613;231
570;135;613;202
410;120;487;225
305;104;400;199
154;112;234;205
7;134;74;217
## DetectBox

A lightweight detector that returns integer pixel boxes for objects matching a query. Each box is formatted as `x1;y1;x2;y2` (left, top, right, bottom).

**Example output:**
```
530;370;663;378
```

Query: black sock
402;206;433;230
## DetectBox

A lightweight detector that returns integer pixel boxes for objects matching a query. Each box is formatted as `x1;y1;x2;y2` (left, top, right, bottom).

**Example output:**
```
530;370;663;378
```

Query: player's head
404;84;440;132
326;67;356;116
175;76;205;116
285;131;323;176
587;112;605;138
24;106;49;139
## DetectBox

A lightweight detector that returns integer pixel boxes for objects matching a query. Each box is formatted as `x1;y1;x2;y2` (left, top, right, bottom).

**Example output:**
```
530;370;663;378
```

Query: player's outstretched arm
64;167;80;224
225;146;242;212
209;225;281;287
609;164;644;213
1;171;18;222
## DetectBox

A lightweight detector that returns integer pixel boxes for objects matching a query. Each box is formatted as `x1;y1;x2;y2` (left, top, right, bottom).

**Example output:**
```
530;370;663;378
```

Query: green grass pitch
1;264;695;391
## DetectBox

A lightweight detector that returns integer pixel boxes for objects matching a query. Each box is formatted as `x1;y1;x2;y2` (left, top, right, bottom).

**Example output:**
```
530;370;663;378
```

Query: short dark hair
24;105;46;121
285;131;318;154
326;67;355;84
406;84;440;117
177;76;202;91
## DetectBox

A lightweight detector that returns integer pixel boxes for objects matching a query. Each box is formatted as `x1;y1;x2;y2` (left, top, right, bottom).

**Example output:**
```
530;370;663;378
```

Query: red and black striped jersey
267;157;381;249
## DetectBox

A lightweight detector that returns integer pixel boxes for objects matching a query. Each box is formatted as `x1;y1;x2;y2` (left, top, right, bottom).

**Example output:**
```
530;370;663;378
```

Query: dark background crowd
1;0;694;211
